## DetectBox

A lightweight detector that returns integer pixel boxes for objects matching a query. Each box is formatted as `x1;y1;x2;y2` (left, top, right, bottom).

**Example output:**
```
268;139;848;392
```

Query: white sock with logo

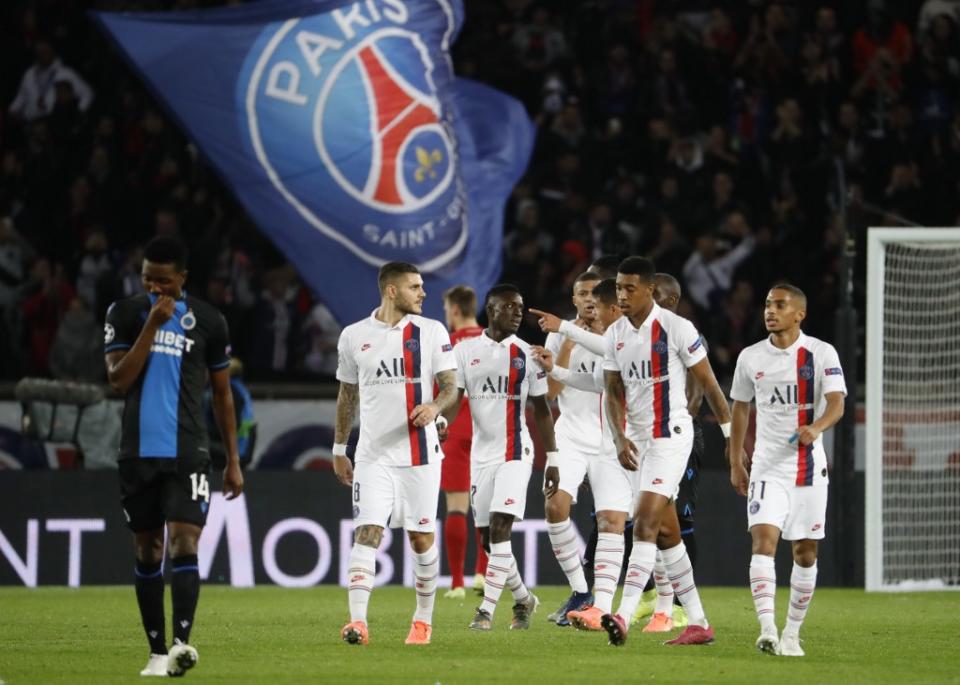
615;541;656;624
661;542;707;627
548;519;588;593
479;541;514;616
347;543;376;623
750;553;777;634
592;532;624;614
653;553;675;616
785;561;817;636
412;544;439;624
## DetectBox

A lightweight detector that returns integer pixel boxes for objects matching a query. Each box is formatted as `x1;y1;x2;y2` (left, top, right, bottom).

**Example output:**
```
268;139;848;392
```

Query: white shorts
631;428;694;507
471;460;532;527
352;460;441;533
747;477;828;541
552;446;632;513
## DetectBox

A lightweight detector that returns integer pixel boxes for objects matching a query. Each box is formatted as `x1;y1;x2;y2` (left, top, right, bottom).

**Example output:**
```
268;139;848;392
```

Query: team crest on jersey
104;323;115;344
180;310;197;331
616;342;625;351
755;371;764;380
404;338;420;352
798;364;814;380
360;343;371;351
241;5;467;266
511;357;525;369
653;340;668;354
749;500;761;514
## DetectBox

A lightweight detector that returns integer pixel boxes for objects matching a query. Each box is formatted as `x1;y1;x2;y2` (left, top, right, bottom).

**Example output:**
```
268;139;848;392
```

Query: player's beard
398;296;423;316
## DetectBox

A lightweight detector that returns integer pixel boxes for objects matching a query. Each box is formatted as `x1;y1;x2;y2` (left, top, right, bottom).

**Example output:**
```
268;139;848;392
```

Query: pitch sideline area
1;586;958;684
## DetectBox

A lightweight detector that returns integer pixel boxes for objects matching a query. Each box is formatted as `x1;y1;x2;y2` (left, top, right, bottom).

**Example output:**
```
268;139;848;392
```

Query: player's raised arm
105;296;175;394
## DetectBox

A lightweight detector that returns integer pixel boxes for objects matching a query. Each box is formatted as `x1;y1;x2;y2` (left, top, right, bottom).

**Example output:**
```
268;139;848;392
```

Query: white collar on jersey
625;302;662;331
480;329;519;347
765;330;808;355
369;308;412;330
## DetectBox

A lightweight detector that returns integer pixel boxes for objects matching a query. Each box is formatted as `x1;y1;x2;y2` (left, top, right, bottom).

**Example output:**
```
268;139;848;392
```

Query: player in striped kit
333;262;461;646
537;271;605;626
729;284;846;656
530;278;634;631
600;257;734;647
448;284;559;631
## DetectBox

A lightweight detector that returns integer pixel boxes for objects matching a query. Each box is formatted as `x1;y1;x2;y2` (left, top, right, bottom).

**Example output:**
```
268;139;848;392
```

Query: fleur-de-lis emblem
414;146;443;182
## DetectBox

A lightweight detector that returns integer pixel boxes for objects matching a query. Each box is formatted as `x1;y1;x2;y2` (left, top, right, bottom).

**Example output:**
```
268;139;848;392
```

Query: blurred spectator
683;212;756;311
302;299;342;377
917;0;960;36
8;39;93;122
76;231;111;310
248;267;299;379
49;297;104;383
852;0;913;104
22;258;75;375
512;6;568;77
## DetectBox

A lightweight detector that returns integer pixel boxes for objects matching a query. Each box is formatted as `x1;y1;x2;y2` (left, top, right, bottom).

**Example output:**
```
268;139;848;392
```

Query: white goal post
866;227;960;591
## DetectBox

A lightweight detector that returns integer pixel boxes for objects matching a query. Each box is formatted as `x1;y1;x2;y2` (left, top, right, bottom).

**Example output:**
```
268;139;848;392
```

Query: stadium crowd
1;0;959;387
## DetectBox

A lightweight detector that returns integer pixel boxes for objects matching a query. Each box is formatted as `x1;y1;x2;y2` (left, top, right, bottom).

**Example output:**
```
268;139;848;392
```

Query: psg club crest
798;365;814;380
511;357;525;370
404;338;420;352
241;3;468;268
749;500;760;514
653;340;668;354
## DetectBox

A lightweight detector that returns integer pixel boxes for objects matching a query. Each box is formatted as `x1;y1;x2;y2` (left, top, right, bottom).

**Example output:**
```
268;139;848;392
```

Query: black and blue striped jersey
105;293;231;464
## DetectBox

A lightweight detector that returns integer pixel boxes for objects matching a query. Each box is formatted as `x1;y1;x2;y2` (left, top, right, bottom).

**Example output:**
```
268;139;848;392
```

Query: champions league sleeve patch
824;367;843;376
441;344;452;352
687;336;703;354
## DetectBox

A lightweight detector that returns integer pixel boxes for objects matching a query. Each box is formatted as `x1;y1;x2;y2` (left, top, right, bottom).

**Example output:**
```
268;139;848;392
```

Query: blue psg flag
92;0;534;324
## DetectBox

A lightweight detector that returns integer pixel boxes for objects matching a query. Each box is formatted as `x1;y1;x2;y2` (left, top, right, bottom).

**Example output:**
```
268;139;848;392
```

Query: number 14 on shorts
190;473;210;502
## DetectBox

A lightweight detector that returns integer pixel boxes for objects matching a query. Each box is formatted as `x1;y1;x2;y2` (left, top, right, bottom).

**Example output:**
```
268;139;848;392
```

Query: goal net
866;228;960;591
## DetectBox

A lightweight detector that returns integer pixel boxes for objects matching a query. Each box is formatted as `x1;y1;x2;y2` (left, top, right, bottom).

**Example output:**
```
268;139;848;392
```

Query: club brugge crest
241;3;467;268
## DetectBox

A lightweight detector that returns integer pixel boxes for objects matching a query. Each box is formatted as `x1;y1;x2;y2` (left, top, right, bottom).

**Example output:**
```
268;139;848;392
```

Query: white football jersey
336;310;456;467
545;329;603;454
731;332;847;485
455;332;548;467
602;303;706;441
549;362;618;460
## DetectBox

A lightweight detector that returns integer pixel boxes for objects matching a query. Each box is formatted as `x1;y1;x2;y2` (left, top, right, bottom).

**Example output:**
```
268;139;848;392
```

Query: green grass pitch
1;586;959;684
